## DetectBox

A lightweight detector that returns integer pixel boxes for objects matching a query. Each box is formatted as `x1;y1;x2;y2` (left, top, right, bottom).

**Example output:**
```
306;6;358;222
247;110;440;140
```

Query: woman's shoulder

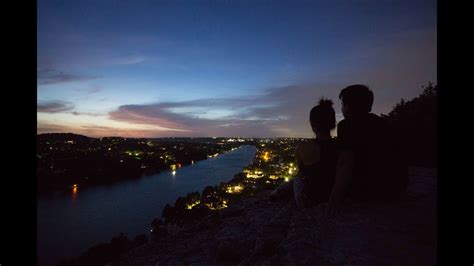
296;139;318;151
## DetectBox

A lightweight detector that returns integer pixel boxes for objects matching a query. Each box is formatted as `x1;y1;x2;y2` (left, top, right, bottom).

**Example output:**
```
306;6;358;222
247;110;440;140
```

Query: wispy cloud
37;123;69;134
37;101;75;113
71;111;103;117
87;86;102;94
109;55;146;65
37;68;99;85
108;83;344;137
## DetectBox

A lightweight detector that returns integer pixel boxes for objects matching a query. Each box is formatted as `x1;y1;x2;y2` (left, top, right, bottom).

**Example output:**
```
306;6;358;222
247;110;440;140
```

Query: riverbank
37;134;252;195
38;145;257;266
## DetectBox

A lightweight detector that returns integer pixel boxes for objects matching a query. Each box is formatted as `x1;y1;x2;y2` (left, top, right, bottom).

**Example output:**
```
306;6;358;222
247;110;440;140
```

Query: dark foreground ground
112;168;437;265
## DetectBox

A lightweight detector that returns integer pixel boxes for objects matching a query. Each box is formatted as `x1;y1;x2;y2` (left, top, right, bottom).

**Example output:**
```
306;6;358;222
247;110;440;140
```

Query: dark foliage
382;82;437;167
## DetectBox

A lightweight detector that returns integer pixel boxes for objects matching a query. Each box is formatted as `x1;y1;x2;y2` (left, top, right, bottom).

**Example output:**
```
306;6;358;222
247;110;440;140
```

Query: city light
40;137;304;215
186;200;201;210
226;185;244;193
72;184;78;199
246;171;264;178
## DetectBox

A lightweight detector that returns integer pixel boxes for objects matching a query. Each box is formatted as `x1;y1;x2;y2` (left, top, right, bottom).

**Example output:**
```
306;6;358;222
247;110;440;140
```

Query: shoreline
39;145;258;266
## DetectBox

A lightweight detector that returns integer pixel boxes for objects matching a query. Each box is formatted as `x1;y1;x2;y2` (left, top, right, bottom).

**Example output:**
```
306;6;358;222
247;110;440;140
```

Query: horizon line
37;132;320;139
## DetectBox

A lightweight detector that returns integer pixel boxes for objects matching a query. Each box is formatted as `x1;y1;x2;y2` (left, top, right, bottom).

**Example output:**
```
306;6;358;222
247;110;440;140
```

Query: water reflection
72;184;78;200
38;145;256;266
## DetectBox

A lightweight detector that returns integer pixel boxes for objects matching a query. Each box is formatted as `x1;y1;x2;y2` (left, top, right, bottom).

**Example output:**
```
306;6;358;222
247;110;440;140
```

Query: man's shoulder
368;113;391;130
358;113;389;129
337;118;350;132
337;114;380;126
337;114;387;139
337;118;348;126
337;116;369;132
368;113;386;122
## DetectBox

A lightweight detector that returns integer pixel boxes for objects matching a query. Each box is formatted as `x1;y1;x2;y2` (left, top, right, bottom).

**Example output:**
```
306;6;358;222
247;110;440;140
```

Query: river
37;145;256;266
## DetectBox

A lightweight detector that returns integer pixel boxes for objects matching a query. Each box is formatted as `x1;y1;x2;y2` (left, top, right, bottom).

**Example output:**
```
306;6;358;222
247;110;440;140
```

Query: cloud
108;83;345;137
71;111;103;117
109;55;146;65
87;86;102;94
36;122;144;138
37;25;435;138
37;101;75;113
37;68;99;85
37;119;190;138
37;123;68;134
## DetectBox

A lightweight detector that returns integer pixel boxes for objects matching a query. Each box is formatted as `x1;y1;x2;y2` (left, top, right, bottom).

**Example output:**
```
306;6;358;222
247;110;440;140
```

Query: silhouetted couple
270;85;408;215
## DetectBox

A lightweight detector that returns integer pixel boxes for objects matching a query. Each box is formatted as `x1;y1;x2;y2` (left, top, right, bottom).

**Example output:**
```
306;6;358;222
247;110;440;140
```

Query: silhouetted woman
270;98;338;208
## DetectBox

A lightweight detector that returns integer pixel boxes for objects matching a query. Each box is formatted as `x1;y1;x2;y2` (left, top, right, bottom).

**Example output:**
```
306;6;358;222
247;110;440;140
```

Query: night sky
37;0;437;138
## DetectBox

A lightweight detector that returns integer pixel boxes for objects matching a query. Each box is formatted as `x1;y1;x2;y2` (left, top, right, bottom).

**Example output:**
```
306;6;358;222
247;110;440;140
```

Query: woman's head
310;98;336;136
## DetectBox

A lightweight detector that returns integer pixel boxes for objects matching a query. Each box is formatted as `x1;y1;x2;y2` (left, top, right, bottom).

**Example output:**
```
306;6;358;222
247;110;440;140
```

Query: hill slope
113;168;437;265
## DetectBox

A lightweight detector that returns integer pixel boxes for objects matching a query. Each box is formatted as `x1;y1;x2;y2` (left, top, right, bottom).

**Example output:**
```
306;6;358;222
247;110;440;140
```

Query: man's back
337;113;407;201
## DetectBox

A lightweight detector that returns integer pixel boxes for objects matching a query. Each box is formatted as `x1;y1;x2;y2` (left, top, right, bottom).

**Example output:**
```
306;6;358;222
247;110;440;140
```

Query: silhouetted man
326;85;408;215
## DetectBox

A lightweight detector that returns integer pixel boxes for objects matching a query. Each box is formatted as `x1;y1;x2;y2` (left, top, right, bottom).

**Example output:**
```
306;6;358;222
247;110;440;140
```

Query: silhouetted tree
202;185;215;197
151;217;167;237
185;191;200;203
60;233;133;266
109;233;132;254
161;204;175;220
383;82;437;167
134;234;148;246
233;173;246;182
151;217;163;229
175;196;186;211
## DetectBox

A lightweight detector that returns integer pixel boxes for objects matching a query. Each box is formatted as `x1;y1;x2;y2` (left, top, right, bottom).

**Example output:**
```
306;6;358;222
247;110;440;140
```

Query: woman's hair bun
318;98;333;108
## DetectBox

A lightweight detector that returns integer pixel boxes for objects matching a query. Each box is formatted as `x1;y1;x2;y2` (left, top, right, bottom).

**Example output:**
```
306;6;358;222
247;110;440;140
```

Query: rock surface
113;168;437;265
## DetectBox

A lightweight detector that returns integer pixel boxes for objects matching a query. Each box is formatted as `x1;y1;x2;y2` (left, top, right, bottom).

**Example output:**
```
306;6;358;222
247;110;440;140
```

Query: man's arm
326;150;354;215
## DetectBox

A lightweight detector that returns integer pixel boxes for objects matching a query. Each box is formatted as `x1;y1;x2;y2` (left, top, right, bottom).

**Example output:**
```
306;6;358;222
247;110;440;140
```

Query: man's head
339;84;374;118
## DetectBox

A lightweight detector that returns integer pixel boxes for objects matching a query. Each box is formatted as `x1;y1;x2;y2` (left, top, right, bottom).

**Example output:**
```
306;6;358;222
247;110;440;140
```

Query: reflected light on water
71;184;78;200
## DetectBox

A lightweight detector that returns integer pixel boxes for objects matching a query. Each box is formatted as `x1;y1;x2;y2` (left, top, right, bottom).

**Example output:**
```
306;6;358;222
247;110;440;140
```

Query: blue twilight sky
37;0;437;138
